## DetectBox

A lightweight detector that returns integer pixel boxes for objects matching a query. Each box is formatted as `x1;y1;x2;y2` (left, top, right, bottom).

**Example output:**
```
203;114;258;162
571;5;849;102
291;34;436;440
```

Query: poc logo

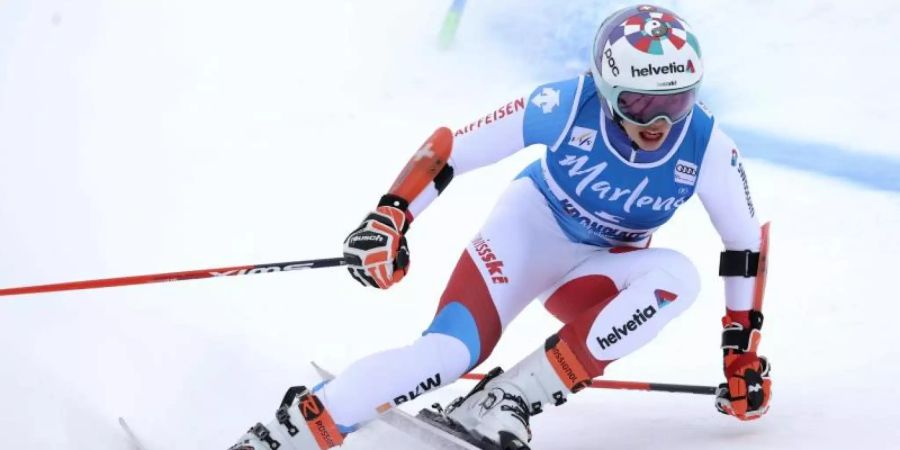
604;48;620;77
674;160;698;186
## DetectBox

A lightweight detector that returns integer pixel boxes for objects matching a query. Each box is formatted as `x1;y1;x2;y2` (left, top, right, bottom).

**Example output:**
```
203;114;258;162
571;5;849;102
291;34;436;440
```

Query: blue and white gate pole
438;0;467;50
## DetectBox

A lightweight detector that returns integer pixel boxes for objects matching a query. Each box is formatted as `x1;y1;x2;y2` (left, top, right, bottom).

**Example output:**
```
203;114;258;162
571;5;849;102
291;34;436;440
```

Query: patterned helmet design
591;5;703;96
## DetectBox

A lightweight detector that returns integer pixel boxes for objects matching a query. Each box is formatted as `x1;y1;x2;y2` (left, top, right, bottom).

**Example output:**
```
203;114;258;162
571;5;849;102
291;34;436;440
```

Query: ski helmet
590;5;703;126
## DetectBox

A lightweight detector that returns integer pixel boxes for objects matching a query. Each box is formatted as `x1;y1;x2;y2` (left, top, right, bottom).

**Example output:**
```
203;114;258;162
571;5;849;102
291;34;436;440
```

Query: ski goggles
609;85;698;127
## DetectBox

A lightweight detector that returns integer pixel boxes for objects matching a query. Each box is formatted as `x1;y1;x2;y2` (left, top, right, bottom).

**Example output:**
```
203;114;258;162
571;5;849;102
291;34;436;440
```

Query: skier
230;4;771;450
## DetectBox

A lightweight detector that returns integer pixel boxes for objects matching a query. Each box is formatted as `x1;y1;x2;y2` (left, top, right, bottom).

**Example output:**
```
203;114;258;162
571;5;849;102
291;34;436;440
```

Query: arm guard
718;222;770;312
384;127;454;209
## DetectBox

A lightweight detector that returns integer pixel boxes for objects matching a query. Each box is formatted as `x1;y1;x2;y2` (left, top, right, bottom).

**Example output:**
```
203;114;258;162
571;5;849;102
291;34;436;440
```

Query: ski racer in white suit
231;5;772;450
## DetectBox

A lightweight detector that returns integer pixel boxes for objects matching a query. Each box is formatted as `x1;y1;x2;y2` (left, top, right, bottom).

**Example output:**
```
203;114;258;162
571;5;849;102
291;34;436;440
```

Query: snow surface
0;1;898;449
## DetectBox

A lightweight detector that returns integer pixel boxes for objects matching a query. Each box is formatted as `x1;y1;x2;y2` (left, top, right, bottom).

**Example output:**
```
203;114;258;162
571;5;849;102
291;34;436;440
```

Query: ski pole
462;373;717;395
0;257;346;297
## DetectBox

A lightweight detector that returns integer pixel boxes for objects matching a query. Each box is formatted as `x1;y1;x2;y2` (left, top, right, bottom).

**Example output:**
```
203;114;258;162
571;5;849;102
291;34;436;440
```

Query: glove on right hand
343;205;410;289
715;313;772;421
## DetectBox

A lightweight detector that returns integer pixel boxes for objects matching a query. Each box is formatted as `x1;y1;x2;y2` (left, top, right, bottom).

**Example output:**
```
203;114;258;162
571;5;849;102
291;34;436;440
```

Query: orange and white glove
343;195;411;289
715;310;772;421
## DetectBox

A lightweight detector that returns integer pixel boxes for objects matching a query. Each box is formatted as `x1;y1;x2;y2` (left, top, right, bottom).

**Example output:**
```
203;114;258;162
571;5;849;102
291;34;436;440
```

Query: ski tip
310;360;335;381
118;417;149;450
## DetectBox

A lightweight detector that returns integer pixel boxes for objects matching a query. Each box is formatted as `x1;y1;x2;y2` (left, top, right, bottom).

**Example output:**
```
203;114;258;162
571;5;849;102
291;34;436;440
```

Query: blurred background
1;1;898;449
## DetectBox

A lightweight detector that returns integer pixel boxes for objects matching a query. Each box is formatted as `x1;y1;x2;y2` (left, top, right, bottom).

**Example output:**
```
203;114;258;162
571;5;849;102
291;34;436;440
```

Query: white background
1;1;898;449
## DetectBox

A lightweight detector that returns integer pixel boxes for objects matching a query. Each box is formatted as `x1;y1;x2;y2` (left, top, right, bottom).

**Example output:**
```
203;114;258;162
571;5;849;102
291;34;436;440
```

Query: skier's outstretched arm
343;92;536;289
407;96;532;217
696;125;772;421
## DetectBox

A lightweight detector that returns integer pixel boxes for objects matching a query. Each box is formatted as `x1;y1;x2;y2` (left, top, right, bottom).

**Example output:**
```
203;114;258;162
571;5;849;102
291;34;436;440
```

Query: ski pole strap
722;311;764;353
378;194;410;211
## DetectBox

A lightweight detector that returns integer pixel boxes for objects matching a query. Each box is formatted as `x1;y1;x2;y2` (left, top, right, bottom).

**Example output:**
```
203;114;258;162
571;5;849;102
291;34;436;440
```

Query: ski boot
424;336;593;449
229;386;344;450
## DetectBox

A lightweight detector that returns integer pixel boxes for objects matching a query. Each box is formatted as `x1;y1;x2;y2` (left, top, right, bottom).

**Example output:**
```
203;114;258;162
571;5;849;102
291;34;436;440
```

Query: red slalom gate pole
0;257;347;297
461;373;717;395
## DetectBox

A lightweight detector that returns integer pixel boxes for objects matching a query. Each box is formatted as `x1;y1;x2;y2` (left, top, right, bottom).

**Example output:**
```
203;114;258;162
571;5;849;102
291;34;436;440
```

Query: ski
118;417;149;450
413;408;528;450
381;407;488;450
310;362;480;450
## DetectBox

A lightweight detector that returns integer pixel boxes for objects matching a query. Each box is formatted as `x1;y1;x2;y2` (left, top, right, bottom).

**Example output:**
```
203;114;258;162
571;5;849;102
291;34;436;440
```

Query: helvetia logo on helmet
631;60;695;78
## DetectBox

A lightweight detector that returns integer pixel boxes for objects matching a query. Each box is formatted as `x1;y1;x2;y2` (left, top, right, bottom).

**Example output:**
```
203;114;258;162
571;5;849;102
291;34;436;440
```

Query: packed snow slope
0;1;898;449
